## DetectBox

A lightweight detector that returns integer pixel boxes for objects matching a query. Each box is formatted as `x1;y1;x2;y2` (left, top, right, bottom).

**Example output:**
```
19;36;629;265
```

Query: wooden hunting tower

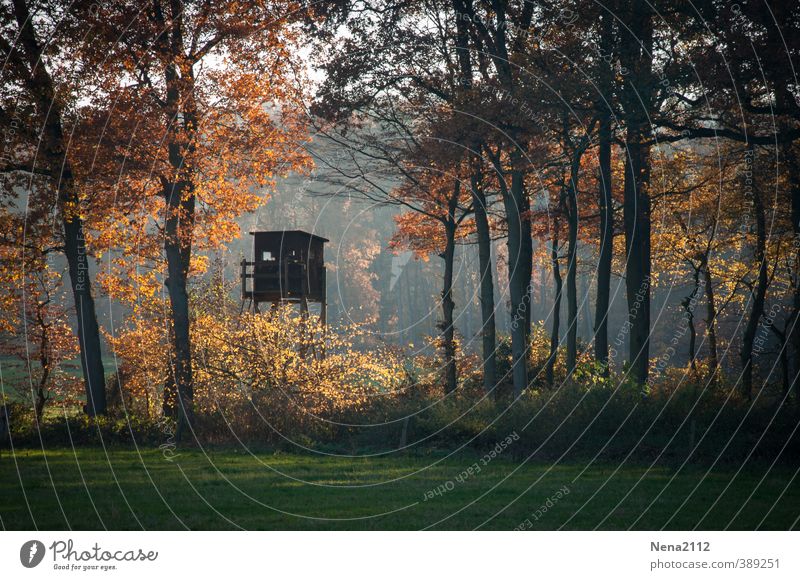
240;230;328;319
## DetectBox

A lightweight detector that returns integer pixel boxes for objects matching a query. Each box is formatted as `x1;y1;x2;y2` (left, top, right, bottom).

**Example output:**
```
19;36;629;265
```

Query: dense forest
1;0;799;463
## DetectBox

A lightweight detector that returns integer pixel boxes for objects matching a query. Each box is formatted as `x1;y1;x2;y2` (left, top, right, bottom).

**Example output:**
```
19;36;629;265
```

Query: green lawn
0;447;797;530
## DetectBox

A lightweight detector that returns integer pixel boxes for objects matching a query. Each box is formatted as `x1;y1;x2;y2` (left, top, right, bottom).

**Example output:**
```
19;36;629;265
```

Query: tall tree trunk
491;147;530;394
164;180;195;435
581;274;593;340
539;261;547;325
683;267;701;375
34;359;49;422
619;0;653;387
452;0;497;393
441;214;458;395
565;166;579;376
502;161;531;394
470;173;498;393
546;218;562;386
161;20;197;437
479;0;531;395
622;131;652;387
521;188;533;341
563;133;593;376
62;215;107;416
12;0;107;415
594;10;614;373
773;63;800;401
740;146;767;400
781;139;800;399
34;305;50;422
701;262;720;380
769;326;791;399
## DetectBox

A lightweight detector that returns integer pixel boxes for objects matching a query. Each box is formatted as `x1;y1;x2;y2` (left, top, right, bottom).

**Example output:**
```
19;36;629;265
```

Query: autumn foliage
108;300;406;425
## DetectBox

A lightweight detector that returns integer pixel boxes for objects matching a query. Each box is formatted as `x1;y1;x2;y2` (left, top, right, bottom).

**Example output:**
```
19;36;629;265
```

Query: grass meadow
1;448;797;530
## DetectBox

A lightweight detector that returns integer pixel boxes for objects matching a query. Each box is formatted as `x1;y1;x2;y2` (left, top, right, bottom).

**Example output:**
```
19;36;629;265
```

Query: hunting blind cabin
240;230;328;324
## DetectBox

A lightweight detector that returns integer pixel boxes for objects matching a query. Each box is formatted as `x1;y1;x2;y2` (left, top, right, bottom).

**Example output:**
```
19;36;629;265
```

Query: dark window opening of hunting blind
242;230;328;304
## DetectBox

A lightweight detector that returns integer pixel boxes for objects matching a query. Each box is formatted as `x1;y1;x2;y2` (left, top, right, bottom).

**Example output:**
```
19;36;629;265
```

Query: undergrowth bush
6;308;799;466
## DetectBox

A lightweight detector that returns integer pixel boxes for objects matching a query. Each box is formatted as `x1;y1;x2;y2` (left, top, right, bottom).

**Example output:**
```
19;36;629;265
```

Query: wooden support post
320;268;326;360
282;258;288;301
298;265;314;359
240;259;247;300
320;268;327;328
